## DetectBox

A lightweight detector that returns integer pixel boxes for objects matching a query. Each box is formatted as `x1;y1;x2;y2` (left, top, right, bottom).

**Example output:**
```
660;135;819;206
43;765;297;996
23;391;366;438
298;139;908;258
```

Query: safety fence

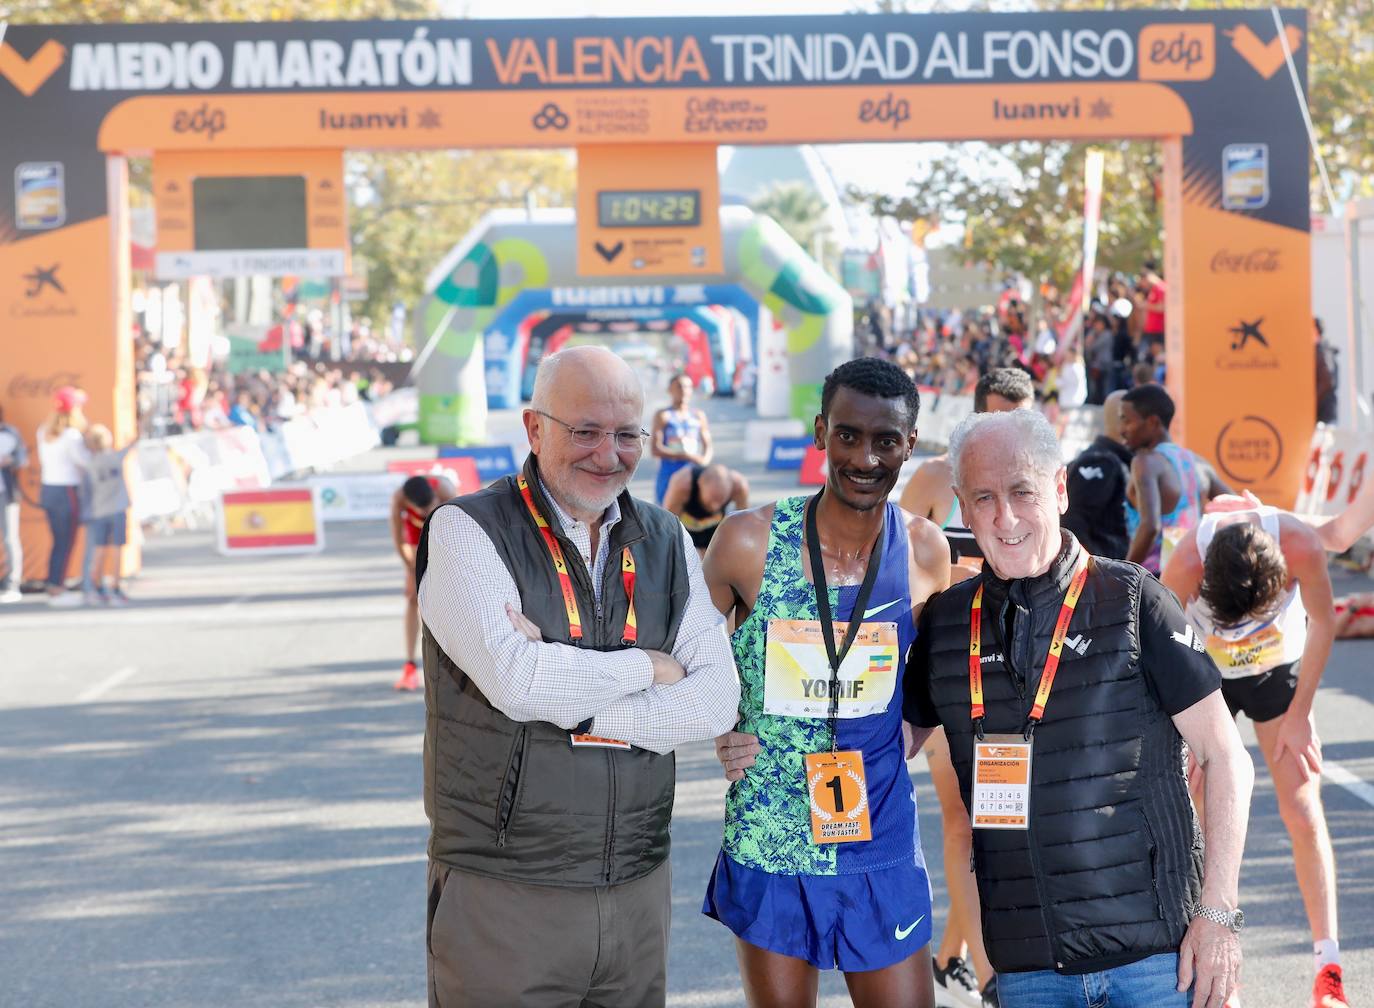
1294;423;1374;565
132;403;381;527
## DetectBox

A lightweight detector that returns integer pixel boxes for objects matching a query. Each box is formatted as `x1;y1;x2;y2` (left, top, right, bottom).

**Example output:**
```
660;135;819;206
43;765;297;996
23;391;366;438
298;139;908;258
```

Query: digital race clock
597;189;701;227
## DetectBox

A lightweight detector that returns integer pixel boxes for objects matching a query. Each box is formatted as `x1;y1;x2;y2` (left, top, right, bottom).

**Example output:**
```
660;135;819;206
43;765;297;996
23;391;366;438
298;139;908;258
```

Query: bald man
1063;388;1134;559
417;345;740;1007
661;461;750;557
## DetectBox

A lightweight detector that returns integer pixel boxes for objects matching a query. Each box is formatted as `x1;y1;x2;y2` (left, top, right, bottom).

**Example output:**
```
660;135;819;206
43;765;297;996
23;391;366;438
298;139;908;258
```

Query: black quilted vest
921;534;1203;974
416;456;690;886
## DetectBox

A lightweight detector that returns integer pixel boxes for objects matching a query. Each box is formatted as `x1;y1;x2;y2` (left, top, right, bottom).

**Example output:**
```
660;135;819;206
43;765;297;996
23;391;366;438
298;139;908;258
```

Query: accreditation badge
804;750;872;844
569;733;631;750
763;619;899;718
971;734;1033;830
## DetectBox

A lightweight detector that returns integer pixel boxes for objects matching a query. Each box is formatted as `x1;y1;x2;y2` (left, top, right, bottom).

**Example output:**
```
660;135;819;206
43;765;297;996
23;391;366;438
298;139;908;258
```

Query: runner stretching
706;358;950;1007
1163;493;1373;1008
662;462;750;558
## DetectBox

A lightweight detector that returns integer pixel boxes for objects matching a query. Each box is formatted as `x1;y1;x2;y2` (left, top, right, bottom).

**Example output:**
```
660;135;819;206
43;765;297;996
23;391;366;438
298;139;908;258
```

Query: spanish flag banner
218;487;324;556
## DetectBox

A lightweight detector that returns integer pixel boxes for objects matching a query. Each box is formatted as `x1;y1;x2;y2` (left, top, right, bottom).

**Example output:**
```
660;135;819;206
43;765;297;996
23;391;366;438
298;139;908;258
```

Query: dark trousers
40;483;80;589
427;859;671;1008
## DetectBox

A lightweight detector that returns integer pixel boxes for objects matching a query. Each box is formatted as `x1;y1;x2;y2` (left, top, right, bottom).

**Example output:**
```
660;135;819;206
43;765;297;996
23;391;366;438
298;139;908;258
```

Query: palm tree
749;181;836;269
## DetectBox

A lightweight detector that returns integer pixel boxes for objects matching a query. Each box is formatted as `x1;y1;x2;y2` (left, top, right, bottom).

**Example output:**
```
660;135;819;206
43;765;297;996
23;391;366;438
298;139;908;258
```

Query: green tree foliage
853;0;1372;299
348;148;575;326
750;180;837;271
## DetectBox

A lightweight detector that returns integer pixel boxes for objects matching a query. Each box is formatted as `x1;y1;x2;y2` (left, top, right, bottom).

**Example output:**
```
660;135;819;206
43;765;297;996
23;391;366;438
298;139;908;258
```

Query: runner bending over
391;473;455;691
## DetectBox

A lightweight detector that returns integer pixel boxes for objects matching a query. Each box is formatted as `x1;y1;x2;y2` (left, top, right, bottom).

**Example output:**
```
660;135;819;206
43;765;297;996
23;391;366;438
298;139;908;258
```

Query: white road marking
76;666;138;704
1324;760;1374;808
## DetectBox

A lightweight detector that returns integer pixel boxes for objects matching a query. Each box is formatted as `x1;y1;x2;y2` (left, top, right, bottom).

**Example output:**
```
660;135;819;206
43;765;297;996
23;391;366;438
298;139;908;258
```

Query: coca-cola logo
7;371;82;399
1210;248;1281;273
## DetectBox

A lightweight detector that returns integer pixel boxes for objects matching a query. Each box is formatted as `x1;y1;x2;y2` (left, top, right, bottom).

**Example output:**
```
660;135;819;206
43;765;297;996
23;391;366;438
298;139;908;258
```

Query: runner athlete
1120;383;1230;575
896;366;1033;1007
662;462;750;557
1162;488;1374;1008
705;358;950;1007
651;372;712;504
391;473;455;691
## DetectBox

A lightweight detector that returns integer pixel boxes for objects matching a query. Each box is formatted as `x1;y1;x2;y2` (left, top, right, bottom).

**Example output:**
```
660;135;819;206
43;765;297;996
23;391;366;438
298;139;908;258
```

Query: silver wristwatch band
1189;902;1244;932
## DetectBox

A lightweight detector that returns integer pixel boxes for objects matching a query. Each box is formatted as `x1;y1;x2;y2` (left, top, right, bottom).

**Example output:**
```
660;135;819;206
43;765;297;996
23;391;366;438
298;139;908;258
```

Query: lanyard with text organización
968;553;1090;741
518;476;637;645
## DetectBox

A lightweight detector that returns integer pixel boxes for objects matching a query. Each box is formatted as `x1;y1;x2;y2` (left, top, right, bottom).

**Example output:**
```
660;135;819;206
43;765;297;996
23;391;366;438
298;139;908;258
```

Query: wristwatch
1189;902;1245;933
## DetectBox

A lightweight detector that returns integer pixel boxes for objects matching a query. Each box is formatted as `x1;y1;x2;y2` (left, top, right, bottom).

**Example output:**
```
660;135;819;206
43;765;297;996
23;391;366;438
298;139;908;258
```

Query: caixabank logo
1216;316;1280;373
12;262;77;319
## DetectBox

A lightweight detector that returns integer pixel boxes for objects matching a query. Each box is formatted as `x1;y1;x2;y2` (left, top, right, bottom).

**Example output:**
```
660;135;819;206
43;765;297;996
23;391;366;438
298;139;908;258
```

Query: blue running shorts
702;851;934;973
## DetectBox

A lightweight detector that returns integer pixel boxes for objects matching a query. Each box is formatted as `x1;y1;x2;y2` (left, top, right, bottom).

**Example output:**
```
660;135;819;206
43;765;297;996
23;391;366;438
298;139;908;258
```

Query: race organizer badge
971;734;1033;830
763;619;898;719
804;750;872;844
569;733;631;750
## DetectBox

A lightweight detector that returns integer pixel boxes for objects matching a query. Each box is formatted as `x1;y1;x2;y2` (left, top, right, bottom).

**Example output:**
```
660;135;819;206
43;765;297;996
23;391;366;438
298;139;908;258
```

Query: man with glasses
417;344;740;1008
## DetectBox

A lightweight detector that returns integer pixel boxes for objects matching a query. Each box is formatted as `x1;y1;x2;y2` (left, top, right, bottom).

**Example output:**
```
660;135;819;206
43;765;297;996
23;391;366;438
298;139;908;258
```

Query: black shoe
981;973;1000;1008
932;956;982;1007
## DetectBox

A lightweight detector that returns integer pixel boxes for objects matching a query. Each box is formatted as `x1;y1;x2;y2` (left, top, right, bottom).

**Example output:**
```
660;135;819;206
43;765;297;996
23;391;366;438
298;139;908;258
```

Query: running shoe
981;973;1000;1008
394;661;420;691
933;956;982;1008
106;587;130;608
1311;964;1348;1008
47;591;82;608
0;586;21;604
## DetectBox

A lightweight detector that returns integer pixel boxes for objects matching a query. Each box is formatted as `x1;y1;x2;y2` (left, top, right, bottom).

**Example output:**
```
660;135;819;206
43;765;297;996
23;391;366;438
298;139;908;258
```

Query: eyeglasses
533;410;649;452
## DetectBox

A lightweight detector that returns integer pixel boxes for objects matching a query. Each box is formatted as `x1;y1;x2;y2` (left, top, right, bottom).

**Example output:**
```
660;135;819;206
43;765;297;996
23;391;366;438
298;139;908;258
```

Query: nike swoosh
894;914;926;940
863;599;901;619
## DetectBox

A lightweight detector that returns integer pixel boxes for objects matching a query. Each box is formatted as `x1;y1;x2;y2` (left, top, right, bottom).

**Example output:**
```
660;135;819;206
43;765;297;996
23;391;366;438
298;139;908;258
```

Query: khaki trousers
427;859;671;1008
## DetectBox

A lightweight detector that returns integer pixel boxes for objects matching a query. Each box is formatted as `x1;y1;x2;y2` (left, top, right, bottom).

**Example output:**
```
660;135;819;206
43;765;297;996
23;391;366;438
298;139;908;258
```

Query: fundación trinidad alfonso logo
0;35;67;96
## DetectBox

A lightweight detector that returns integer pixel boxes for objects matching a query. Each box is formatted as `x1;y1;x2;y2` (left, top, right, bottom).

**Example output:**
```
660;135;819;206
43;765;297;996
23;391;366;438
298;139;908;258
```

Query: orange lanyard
969;554;1090;738
518;476;637;645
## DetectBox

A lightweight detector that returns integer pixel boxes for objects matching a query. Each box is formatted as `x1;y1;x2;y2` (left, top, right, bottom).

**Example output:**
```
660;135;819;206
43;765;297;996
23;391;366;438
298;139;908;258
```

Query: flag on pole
218;487;323;555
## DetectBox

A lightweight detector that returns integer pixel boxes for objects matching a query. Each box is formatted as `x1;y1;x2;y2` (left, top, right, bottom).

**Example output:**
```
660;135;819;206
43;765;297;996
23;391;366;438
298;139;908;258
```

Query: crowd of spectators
878;259;1170;412
134;330;397;439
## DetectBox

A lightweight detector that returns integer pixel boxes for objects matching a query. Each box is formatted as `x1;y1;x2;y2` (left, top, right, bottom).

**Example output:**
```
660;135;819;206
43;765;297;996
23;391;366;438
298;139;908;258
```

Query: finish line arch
0;9;1318;582
412;206;847;442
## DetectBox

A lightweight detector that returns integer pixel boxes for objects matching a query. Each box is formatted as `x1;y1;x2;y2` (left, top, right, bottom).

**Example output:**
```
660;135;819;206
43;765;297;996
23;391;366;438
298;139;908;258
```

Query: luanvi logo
0;39;67;96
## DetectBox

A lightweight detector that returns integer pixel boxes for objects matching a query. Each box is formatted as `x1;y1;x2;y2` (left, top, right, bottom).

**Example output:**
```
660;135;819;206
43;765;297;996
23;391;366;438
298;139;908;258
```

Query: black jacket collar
980;531;1085;611
1088;434;1133;467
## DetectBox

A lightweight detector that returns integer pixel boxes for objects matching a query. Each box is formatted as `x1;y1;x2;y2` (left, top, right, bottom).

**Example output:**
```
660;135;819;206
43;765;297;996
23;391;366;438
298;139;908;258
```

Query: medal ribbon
518;475;637;645
969;553;1090;737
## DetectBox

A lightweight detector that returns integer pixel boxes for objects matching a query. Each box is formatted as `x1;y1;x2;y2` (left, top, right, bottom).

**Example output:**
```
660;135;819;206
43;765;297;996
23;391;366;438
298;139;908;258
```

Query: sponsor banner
155;247;347;279
217;486;324;555
799;444;828;487
766;435;813;470
312;472;404;522
436;443;519;480
386;456;481;494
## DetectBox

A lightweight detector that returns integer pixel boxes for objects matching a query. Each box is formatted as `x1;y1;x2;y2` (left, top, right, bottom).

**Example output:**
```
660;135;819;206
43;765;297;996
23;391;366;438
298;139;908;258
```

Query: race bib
763;619;899;719
1208;624;1284;678
971;735;1032;830
804;750;872;844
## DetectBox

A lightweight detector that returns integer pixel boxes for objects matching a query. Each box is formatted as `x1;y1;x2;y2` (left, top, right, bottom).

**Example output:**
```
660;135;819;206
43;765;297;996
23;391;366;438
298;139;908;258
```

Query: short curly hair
973;367;1034;412
820;357;920;431
1200;522;1289;626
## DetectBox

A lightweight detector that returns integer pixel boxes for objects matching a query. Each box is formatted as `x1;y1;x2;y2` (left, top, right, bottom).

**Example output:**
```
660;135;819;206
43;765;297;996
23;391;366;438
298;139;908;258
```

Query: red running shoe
394;661;420;691
1312;964;1349;1008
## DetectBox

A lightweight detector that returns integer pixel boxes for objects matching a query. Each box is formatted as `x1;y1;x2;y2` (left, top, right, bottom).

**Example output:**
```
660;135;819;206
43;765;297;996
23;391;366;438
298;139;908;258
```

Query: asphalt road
2;397;1371;1008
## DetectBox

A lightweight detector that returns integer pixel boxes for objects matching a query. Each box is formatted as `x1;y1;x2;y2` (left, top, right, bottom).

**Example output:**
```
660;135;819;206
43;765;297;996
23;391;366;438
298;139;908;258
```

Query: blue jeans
40;483;81;590
999;953;1190;1008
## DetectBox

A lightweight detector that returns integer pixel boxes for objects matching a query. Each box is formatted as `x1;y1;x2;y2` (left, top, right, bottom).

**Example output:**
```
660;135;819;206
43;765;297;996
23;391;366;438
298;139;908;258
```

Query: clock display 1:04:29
597;189;701;228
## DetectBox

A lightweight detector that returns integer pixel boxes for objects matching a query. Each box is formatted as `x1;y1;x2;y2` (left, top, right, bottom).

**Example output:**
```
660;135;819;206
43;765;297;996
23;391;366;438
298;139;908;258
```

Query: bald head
1102;389;1127;443
531;345;641;414
525;345;646;523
